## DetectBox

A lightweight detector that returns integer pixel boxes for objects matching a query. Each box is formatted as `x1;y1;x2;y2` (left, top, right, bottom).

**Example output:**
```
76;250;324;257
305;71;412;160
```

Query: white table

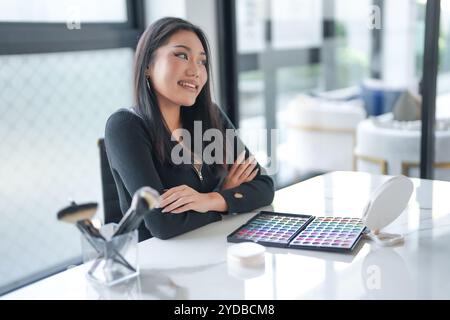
3;171;450;300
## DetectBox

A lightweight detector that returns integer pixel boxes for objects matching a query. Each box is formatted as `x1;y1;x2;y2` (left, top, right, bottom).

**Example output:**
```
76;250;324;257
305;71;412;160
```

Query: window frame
0;0;145;55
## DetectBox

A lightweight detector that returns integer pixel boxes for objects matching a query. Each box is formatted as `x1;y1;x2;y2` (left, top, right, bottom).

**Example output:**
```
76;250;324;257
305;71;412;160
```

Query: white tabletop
3;171;450;300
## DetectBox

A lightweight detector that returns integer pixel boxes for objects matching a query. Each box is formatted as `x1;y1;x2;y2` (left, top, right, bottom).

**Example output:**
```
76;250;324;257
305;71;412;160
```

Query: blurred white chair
354;113;450;180
280;94;366;172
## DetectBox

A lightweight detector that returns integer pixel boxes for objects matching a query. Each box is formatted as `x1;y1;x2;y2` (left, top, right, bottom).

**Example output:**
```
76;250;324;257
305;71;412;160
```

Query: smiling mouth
178;81;198;91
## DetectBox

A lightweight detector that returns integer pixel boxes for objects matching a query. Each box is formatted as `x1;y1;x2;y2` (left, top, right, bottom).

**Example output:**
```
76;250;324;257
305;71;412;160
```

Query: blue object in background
360;80;403;116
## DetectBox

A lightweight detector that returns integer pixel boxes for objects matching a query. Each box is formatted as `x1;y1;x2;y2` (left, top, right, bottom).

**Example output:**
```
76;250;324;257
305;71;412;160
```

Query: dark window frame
420;0;440;179
0;0;145;55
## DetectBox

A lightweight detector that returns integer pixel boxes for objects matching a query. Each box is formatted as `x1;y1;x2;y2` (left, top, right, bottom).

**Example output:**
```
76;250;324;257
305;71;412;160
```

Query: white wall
144;0;186;24
382;0;417;88
185;0;221;103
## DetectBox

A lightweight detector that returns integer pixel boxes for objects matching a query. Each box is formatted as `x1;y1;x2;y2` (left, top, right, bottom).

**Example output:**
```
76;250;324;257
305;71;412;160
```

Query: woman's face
147;30;208;108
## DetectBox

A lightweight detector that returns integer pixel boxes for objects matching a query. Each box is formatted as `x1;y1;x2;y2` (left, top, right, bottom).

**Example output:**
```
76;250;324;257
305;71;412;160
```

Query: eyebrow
172;44;206;56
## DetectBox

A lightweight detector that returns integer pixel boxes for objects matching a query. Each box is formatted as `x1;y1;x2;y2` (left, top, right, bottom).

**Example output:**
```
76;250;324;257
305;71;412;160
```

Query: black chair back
97;138;151;241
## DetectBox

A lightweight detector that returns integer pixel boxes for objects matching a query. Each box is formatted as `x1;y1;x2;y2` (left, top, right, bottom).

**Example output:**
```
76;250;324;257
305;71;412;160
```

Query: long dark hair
133;17;225;171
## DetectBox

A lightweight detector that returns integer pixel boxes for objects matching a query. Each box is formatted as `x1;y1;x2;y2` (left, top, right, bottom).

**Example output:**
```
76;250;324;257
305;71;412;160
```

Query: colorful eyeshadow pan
227;212;313;247
289;216;365;251
227;211;366;252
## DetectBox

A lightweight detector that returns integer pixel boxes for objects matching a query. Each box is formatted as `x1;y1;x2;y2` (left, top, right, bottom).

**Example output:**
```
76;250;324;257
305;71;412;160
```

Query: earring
146;78;151;91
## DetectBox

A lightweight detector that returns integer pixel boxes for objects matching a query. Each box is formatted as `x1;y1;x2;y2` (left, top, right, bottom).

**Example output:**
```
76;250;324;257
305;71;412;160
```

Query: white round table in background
354;114;450;180
280;94;366;172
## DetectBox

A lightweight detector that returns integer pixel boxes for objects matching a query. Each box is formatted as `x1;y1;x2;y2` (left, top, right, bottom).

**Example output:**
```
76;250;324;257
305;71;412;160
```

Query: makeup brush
57;201;134;271
57;201;101;240
113;186;160;237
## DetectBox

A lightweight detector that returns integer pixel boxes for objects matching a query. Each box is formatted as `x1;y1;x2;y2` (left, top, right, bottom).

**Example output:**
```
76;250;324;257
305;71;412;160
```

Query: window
234;0;368;187
219;0;442;188
0;0;145;296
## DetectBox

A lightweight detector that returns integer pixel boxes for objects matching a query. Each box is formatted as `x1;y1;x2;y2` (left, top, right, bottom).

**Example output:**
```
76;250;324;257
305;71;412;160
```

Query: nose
186;60;200;78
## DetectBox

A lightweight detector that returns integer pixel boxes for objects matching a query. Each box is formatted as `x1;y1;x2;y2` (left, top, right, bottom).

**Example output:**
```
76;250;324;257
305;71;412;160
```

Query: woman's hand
222;152;259;190
160;185;227;214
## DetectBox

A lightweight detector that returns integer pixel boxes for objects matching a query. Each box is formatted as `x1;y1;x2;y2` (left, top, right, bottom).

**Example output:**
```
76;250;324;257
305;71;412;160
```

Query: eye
198;59;207;66
175;52;188;60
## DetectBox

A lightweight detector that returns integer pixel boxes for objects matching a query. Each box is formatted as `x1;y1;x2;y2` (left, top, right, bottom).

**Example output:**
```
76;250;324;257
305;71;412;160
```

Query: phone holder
362;175;414;246
81;223;139;286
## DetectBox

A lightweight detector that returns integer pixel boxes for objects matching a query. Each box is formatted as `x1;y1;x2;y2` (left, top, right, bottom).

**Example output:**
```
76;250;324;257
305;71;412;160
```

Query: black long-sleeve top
104;106;274;240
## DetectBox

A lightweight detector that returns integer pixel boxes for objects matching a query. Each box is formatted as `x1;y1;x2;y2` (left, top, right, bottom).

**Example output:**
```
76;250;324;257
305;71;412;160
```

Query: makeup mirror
362;175;413;246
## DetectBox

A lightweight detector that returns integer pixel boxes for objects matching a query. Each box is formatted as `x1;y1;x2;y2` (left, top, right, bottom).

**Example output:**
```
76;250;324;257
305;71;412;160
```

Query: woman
105;17;274;240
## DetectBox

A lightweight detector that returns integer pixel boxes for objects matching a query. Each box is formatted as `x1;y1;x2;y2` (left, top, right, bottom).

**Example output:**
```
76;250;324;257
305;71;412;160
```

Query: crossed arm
159;151;259;213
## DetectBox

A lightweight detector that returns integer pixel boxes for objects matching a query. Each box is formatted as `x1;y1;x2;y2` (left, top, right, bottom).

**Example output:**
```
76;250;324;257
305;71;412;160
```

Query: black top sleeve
215;107;275;214
105;109;221;240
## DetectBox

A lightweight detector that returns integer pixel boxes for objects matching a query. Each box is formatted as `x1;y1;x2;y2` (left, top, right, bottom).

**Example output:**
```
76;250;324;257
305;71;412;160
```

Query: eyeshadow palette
227;211;367;252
